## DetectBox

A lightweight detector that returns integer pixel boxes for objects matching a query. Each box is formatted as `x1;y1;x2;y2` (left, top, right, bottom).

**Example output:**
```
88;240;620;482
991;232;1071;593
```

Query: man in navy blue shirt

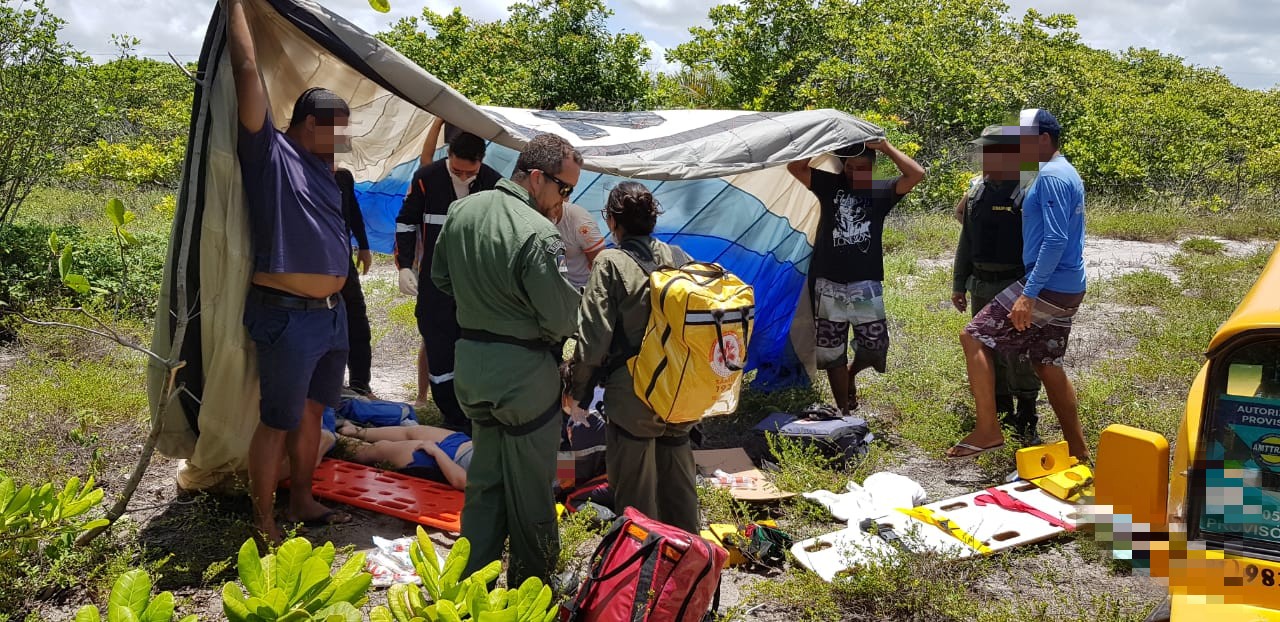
226;0;354;545
950;109;1090;462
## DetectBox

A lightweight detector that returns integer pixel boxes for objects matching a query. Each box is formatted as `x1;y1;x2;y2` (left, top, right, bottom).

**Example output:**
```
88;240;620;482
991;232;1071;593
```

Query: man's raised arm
786;158;813;189
224;0;268;132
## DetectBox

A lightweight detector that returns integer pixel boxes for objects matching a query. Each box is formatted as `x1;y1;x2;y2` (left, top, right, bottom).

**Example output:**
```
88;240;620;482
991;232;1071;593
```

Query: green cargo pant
970;276;1042;400
459;403;561;587
605;423;700;535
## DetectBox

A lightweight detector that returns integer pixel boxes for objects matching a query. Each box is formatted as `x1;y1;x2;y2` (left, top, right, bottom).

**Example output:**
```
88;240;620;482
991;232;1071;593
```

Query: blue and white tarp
354;106;882;391
152;0;882;488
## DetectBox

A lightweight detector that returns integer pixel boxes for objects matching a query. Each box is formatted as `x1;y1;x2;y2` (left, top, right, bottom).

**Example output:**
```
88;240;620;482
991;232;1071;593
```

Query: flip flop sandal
946;441;1005;460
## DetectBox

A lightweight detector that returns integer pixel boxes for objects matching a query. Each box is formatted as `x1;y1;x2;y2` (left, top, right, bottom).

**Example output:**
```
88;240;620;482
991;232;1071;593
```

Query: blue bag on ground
337;396;418;427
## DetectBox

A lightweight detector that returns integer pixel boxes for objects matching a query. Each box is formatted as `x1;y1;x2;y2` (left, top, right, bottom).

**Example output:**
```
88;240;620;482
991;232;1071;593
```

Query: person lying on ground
335;420;472;491
280;411;472;492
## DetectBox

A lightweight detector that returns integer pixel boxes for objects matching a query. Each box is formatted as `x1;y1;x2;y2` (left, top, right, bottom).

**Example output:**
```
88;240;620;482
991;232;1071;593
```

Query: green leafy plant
0;472;107;562
105;198;138;316
75;569;197;622
221;537;373;622
372;529;559;622
48;230;90;295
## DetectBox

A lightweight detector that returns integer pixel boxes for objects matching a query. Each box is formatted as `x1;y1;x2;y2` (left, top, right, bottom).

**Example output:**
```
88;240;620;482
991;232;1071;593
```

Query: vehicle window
1197;341;1280;553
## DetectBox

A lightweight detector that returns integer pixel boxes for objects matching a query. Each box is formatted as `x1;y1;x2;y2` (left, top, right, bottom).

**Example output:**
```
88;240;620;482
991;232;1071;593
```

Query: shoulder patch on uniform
545;238;566;256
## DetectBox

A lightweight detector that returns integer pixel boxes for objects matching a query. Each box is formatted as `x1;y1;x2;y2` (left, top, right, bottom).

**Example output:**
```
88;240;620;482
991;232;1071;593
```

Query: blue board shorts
408;432;474;471
244;285;349;431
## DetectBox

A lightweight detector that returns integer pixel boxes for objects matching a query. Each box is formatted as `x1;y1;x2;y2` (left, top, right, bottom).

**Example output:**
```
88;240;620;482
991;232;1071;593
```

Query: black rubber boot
1015;396;1043;446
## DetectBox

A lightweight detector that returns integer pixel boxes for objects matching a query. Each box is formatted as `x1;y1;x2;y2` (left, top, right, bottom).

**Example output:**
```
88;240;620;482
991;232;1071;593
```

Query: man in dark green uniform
951;125;1043;445
431;133;583;587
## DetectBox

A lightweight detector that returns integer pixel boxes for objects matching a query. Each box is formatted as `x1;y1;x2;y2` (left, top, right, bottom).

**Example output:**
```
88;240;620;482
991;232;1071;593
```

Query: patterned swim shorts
813;278;889;371
964;280;1086;367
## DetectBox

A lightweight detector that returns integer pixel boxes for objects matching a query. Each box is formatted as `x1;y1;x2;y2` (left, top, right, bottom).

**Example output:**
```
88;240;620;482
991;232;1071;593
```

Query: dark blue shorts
244;288;349;431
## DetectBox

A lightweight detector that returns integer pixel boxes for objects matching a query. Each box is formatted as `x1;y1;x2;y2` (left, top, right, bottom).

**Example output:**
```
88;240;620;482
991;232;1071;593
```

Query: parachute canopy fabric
149;0;884;489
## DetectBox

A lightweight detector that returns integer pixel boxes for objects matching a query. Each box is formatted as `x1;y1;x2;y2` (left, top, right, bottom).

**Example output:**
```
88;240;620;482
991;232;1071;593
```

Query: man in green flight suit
431;133;583;587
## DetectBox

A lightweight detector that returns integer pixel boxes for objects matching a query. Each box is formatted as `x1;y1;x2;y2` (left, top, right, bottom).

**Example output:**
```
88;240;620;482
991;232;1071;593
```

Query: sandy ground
17;234;1272;620
1081;237;1269;282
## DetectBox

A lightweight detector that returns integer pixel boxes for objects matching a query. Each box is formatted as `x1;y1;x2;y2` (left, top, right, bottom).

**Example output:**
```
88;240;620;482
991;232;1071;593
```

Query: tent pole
70;178;198;546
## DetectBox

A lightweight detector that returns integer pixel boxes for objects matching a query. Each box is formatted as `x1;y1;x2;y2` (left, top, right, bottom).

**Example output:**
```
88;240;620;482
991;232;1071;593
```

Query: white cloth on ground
801;472;927;524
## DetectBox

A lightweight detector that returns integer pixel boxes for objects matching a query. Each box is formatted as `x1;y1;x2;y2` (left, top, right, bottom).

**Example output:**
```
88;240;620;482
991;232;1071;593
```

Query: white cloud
46;0;514;62
607;0;727;46
40;0;1280;90
642;40;681;75
1004;0;1280;89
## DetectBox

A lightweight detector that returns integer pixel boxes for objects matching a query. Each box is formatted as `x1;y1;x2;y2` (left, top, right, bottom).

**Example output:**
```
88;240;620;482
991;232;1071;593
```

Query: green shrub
0;473;107;564
75;569;197;622
221;537;372;622
0;472;115;614
62;139;183;188
373;529;559;622
556;504;607;575
1179;237;1225;255
0;222;165;320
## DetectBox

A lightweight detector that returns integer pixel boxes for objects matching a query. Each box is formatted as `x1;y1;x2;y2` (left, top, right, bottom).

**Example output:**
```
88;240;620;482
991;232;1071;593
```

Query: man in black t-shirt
787;139;925;413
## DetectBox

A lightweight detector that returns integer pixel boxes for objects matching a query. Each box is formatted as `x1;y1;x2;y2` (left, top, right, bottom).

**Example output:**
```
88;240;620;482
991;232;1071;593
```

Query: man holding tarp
788;140;925;414
432;133;583;586
225;0;353;544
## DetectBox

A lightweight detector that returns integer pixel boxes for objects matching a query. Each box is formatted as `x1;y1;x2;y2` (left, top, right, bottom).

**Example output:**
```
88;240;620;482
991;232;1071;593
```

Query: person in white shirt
550;201;605;289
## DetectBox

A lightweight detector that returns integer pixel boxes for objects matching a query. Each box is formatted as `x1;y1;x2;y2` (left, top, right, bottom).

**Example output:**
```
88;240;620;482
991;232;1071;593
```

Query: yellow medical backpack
621;240;755;424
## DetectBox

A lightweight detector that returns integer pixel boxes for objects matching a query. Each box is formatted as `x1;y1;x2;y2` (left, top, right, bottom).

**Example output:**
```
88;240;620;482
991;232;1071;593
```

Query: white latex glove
567;404;591;427
398;268;418;296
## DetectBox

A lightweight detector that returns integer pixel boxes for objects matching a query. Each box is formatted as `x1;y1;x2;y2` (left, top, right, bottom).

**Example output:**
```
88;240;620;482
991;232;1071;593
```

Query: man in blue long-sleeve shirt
949;109;1090;462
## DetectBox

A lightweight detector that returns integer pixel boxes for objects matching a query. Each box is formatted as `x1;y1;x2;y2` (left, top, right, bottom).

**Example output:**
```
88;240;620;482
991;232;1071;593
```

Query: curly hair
513;133;583;180
605;182;660;236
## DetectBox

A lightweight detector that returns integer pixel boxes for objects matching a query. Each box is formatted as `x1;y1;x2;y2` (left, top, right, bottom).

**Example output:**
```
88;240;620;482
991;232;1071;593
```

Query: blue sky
46;0;1280;90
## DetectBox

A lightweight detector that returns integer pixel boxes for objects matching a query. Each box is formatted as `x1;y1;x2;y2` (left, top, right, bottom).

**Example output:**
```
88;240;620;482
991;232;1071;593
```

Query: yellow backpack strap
897;507;991;554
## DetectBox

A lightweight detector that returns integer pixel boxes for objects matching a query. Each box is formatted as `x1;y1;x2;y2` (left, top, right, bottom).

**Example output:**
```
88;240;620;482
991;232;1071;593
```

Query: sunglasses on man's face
540;170;574;198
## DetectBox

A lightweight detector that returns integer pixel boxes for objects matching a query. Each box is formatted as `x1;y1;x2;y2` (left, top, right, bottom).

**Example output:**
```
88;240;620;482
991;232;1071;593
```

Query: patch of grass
15;185;175;238
388;299;418;331
1087;211;1188;242
766;434;869;496
1087;204;1280;242
745;568;841;621
882;212;960;258
556;504;608;575
1179;237;1225;255
0;518;169;619
1105;270;1179;307
696;485;751;527
0;324;148;485
829;547;997;620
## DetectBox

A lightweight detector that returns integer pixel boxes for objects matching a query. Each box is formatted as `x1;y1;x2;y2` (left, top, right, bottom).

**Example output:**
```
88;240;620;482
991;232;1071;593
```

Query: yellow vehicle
1129;246;1280;621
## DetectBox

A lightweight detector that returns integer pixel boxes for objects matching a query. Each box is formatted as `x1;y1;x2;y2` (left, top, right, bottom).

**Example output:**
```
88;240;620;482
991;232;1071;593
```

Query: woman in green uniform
566;183;699;534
